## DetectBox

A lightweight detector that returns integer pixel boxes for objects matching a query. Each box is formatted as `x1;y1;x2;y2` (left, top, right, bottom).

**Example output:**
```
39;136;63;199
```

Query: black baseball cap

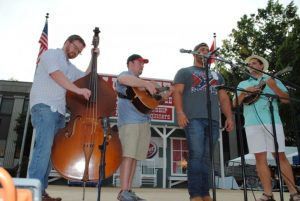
127;54;149;64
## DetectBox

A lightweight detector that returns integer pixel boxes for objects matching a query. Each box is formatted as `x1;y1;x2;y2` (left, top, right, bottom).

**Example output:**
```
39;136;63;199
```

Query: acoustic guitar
243;66;293;105
126;86;171;114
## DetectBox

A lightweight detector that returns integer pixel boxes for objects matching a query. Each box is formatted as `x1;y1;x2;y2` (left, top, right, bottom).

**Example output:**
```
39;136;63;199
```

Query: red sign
150;106;174;123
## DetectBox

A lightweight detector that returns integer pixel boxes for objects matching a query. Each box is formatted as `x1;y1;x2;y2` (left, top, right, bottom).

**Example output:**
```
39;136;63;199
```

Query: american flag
36;14;48;64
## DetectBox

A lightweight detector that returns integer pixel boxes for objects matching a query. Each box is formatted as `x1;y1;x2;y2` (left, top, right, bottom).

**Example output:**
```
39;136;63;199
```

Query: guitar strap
259;76;264;83
117;91;131;100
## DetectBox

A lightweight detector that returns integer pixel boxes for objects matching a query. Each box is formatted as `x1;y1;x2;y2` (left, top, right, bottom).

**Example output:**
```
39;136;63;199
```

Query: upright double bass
51;28;122;181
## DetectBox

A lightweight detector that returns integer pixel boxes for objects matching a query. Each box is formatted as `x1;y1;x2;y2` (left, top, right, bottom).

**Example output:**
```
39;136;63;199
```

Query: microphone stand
190;51;217;200
266;94;284;201
194;51;218;201
231;65;249;201
205;56;217;201
264;89;300;200
213;56;255;201
97;117;109;201
287;86;300;164
198;53;252;201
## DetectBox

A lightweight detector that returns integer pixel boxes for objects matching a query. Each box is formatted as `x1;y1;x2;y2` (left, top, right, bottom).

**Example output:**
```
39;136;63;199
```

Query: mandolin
243;66;293;105
126;86;171;114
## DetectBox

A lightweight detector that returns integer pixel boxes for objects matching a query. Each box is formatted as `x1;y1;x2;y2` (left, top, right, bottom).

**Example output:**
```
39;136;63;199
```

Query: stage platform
46;185;293;201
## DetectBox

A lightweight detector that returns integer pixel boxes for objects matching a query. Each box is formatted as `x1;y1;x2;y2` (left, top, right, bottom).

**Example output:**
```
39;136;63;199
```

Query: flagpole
213;32;217;69
213;33;216;49
17;13;49;177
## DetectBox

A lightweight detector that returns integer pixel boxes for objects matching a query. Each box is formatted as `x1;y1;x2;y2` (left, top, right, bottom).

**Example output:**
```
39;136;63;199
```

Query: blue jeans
28;103;65;195
184;118;220;198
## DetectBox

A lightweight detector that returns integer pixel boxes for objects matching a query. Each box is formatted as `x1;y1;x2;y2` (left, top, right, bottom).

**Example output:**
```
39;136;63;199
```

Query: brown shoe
42;193;62;201
190;196;203;201
202;195;212;201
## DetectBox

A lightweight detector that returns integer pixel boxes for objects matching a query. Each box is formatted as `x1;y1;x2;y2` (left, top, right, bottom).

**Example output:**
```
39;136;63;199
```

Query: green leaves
219;0;300;145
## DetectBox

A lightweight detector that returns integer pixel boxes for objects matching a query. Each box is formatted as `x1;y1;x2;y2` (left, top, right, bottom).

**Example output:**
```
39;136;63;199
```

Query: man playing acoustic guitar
234;55;300;201
115;54;171;201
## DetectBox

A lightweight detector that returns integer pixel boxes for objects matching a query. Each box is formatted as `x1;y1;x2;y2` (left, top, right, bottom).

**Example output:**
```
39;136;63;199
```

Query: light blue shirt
115;70;150;127
237;74;287;126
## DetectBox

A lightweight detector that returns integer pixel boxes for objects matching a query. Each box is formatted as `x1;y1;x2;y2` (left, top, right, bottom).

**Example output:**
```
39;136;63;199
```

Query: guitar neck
257;79;267;88
156;86;170;93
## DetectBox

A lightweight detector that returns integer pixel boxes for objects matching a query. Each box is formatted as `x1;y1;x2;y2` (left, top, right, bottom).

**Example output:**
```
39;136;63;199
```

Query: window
22;99;29;114
171;138;188;175
0;97;14;157
0;97;14;114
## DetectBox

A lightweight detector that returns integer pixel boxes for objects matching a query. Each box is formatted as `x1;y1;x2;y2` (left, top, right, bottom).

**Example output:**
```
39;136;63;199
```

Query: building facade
0;77;240;188
0;80;31;173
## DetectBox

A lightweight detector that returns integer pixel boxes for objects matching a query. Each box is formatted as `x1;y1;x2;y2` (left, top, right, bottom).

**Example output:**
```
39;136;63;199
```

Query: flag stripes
36;15;48;64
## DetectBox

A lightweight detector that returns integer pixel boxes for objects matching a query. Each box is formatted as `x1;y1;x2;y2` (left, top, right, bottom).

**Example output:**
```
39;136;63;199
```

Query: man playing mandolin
234;55;300;201
115;54;171;201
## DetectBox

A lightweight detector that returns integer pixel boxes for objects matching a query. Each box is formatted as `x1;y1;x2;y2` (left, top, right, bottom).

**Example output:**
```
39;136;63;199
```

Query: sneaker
290;193;300;201
256;193;276;201
42;193;62;201
129;190;147;201
117;190;136;201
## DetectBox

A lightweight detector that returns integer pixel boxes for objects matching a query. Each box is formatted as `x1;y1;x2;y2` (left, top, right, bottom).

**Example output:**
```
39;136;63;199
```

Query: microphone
179;49;200;54
180;48;220;57
236;59;249;66
207;47;220;57
214;85;235;92
179;49;193;53
214;85;227;90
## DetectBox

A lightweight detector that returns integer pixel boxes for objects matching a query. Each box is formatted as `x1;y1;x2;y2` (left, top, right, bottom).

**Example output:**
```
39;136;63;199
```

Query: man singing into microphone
173;42;234;201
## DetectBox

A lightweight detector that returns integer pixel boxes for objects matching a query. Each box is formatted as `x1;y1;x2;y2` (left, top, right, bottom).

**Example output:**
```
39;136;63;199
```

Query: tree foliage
221;0;298;68
219;0;300;145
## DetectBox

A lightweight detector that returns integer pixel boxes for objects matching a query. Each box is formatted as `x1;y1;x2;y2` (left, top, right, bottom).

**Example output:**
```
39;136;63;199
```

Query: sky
0;0;299;82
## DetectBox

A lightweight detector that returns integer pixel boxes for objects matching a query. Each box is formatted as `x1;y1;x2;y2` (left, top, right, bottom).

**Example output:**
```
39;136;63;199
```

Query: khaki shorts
119;123;151;160
245;124;285;153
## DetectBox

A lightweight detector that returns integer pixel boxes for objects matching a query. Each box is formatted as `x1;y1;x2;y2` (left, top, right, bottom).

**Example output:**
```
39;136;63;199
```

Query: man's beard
66;50;76;59
65;46;76;59
196;56;204;65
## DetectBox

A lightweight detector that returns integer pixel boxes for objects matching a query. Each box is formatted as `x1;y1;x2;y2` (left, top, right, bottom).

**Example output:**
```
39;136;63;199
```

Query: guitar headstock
274;66;293;77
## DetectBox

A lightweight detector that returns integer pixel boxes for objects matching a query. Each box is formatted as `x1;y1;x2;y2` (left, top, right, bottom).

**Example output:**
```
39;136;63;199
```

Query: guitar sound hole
153;94;162;100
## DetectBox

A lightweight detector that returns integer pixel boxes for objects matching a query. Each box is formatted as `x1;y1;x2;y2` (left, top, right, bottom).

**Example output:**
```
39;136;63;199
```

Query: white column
219;130;225;188
153;126;176;188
